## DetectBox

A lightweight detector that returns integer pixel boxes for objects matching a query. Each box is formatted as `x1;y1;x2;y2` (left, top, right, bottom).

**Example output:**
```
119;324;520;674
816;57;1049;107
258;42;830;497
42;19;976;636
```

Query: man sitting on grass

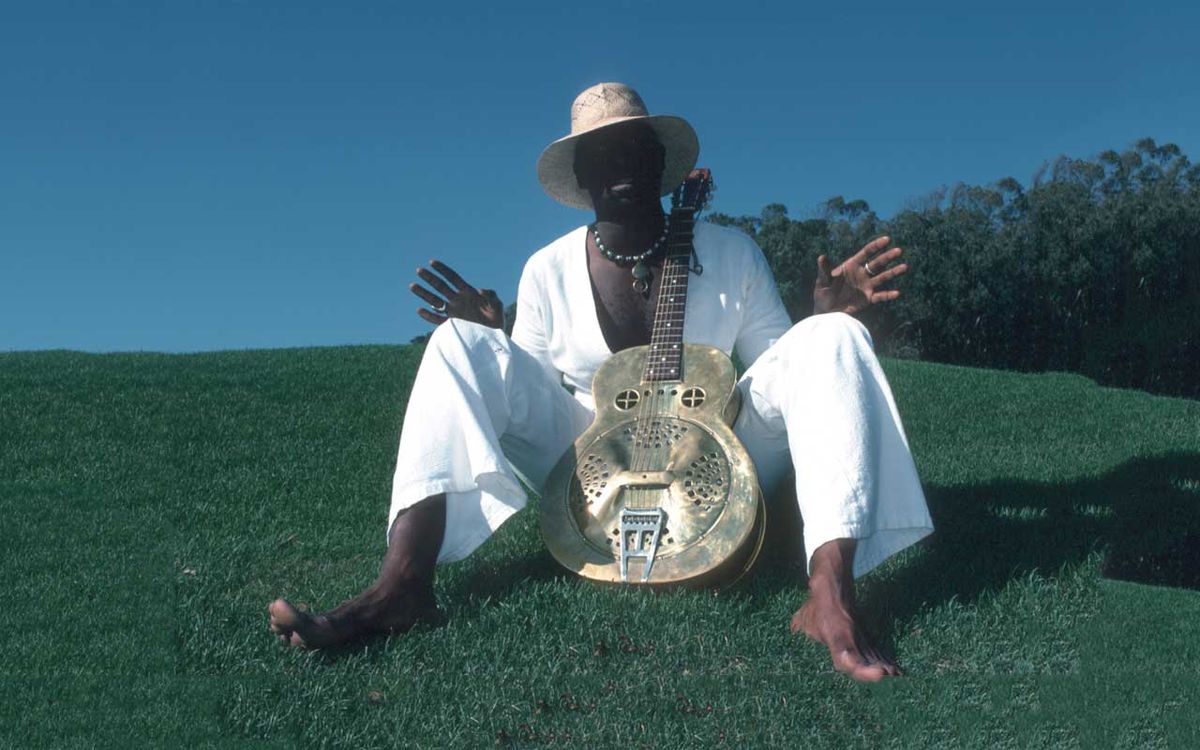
269;82;933;682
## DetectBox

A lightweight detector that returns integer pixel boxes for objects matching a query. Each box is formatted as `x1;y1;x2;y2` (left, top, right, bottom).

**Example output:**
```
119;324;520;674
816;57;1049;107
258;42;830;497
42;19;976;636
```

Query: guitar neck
642;211;695;383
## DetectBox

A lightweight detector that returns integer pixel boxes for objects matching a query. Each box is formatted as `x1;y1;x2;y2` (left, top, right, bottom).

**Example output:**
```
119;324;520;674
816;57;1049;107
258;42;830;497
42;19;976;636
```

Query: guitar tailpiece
618;507;666;583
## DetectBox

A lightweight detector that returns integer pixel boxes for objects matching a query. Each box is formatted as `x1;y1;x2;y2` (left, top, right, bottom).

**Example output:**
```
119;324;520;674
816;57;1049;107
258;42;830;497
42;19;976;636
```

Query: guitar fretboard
642;215;694;382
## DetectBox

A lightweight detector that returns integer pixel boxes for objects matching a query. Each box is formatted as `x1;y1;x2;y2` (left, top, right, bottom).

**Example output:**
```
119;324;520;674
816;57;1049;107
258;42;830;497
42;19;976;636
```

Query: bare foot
269;496;447;650
268;587;437;650
790;539;900;682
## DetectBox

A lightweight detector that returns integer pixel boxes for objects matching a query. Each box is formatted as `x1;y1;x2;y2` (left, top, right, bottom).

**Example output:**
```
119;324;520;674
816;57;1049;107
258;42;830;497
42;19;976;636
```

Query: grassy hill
1;346;1197;748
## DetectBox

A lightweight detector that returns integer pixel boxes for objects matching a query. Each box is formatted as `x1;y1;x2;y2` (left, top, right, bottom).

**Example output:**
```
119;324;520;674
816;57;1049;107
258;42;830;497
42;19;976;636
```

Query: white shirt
511;221;794;410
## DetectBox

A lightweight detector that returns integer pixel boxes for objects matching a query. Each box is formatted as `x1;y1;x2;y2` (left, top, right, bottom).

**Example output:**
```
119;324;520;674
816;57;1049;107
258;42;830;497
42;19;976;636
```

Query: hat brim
536;114;699;210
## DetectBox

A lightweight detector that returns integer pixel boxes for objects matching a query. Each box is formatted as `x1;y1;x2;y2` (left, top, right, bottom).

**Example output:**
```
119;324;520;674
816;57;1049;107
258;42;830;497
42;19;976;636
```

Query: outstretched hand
813;236;908;317
409;260;505;330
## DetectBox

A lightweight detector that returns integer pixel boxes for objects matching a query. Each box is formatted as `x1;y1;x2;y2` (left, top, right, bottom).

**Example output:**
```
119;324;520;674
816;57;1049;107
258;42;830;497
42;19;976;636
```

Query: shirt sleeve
510;257;564;386
733;238;793;368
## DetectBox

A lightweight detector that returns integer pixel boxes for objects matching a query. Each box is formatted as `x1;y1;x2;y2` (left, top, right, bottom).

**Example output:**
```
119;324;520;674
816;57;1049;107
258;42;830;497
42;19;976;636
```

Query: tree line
708;137;1200;399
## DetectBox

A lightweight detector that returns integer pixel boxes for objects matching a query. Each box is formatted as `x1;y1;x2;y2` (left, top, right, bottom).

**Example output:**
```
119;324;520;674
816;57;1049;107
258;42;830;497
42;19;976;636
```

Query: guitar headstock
671;168;714;214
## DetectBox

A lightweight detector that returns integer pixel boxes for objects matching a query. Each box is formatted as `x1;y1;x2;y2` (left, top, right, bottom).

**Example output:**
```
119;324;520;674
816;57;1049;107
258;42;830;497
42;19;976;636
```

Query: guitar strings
629;214;684;509
655;233;690;488
639;222;691;509
625;189;698;517
630;244;670;509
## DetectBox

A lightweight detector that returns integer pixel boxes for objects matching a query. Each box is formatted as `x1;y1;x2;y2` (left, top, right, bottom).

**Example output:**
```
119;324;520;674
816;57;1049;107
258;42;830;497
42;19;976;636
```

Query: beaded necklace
592;215;671;295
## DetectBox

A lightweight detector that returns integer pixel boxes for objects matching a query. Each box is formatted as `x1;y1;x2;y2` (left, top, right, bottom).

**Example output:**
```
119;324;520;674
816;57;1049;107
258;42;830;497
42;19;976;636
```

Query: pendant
631;261;651;295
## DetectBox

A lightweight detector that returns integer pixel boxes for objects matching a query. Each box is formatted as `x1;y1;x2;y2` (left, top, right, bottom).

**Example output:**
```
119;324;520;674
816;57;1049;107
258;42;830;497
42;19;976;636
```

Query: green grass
1;346;1198;748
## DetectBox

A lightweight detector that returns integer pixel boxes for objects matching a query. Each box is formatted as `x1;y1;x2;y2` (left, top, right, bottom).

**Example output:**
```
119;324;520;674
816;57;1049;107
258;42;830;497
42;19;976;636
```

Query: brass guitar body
540;343;766;587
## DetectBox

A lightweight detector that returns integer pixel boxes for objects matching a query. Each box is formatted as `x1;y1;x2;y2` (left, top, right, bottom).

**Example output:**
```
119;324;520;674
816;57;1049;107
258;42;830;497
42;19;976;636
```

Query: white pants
389;314;933;577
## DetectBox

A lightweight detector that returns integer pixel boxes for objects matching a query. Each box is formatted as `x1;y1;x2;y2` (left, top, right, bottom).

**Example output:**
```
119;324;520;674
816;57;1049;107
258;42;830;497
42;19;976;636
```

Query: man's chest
587;257;664;352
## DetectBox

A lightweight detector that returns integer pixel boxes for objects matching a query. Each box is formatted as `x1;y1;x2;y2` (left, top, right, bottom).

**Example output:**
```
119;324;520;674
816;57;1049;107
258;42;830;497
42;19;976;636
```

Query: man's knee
782;312;873;353
426;318;510;360
795;311;869;338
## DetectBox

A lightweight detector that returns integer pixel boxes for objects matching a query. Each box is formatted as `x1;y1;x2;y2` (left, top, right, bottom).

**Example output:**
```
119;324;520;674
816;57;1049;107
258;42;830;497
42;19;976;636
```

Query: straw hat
536;82;699;210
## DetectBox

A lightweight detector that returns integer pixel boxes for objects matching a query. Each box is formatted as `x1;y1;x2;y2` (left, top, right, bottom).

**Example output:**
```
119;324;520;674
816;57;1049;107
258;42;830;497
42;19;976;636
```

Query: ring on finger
864;260;877;277
431;299;447;313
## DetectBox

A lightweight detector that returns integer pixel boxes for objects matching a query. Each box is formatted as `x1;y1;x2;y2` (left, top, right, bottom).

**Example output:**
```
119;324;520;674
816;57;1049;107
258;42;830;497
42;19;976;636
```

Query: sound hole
680;387;706;408
626;418;688;449
683;451;727;511
614;389;641;410
576;454;611;507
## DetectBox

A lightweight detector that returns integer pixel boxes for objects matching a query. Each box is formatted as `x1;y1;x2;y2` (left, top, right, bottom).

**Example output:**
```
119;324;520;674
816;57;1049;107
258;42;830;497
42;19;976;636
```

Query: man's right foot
268;589;437;650
790;538;901;682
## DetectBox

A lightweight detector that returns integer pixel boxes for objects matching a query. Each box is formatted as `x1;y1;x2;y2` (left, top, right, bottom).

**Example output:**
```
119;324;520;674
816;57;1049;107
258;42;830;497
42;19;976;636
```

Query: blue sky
3;0;1197;352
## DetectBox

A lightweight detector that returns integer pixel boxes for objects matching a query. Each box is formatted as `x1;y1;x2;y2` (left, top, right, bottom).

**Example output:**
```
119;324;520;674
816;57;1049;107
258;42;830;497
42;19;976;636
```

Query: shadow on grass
445;545;570;614
722;451;1196;654
849;452;1200;644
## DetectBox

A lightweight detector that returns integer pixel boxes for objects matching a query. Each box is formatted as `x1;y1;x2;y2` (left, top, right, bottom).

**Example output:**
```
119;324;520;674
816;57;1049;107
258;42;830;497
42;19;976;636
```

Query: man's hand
812;236;908;317
409;260;505;329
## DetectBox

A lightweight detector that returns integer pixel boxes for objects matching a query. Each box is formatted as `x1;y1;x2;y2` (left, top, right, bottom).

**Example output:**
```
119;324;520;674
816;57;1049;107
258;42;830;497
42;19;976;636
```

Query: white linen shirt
511;221;794;411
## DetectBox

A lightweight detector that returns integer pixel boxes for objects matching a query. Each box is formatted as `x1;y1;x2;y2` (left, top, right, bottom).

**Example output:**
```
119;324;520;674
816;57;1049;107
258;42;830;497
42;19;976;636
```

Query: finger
868;246;903;265
828;255;852;279
870;289;901;304
872;263;908;284
417;308;449;325
816;255;832;284
409;283;445;307
851;235;891;263
416;267;456;297
429;260;477;293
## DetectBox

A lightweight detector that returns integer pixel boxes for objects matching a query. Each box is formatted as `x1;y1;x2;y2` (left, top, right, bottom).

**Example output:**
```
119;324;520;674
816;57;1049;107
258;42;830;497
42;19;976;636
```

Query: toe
880;655;903;677
269;599;314;645
269;598;303;625
849;662;889;682
268;601;289;634
789;608;804;635
859;641;902;677
832;647;889;683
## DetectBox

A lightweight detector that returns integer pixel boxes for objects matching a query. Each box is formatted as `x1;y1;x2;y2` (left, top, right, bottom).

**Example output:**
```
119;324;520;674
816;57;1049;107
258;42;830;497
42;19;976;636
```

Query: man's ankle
808;538;857;596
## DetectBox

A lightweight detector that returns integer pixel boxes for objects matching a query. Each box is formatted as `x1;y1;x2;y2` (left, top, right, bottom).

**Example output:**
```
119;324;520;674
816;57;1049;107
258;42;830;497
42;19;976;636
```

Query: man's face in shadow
573;122;666;218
